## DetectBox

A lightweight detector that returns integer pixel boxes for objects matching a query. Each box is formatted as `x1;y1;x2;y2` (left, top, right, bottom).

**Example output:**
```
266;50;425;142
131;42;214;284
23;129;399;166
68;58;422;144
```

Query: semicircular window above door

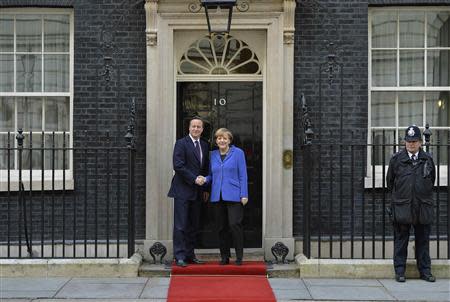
178;34;261;75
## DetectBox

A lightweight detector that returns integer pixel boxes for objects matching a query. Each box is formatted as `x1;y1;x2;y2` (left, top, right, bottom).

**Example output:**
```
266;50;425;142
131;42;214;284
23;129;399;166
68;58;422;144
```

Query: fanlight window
178;34;261;75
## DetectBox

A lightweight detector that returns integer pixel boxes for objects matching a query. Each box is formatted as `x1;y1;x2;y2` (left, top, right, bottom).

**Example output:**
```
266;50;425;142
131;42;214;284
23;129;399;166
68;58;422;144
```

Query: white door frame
143;0;296;260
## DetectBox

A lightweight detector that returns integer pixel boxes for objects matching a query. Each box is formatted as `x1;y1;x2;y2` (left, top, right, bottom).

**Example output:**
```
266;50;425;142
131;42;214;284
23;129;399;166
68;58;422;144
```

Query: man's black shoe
395;274;406;282
235;259;242;266
420;274;436;282
219;258;229;265
187;258;205;264
175;260;187;267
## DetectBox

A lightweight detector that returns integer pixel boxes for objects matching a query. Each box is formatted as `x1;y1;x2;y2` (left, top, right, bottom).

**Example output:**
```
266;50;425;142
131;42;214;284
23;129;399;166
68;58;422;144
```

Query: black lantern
201;0;236;34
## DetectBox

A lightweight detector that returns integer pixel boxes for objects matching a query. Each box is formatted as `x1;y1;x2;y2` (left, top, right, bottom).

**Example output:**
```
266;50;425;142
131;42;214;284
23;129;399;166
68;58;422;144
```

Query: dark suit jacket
168;136;209;200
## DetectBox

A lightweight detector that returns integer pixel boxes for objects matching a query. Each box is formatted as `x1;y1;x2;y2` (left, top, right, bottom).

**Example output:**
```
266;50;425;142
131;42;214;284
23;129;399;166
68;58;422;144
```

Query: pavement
0;277;449;301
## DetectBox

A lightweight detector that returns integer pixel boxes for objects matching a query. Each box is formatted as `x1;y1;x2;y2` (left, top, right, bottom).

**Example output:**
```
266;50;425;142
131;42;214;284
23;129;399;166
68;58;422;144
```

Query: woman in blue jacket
205;128;248;265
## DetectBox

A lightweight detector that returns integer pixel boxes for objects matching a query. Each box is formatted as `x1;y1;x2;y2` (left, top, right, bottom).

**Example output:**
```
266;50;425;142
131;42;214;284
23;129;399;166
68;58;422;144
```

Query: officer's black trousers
213;200;244;261
393;223;431;276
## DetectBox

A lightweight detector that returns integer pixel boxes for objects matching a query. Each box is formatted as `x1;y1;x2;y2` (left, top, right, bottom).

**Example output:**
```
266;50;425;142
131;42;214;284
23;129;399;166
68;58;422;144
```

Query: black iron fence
0;122;136;259
300;123;450;260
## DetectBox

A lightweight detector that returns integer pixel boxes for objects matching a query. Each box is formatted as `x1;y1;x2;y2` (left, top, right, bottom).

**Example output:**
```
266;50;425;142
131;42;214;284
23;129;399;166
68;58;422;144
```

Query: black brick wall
0;0;73;7
293;0;369;237
292;0;449;241
0;0;147;246
369;0;450;5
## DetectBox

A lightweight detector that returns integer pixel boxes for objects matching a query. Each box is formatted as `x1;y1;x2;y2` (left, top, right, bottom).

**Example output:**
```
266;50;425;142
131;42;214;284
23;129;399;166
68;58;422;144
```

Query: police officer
386;125;436;282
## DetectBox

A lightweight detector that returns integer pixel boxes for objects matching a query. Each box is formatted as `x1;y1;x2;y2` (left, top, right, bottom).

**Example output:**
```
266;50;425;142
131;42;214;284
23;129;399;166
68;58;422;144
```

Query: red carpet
167;261;276;302
171;261;267;275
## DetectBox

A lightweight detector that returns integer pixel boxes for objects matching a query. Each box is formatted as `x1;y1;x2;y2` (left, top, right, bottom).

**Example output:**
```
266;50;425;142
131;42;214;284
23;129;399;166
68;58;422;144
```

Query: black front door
177;81;262;248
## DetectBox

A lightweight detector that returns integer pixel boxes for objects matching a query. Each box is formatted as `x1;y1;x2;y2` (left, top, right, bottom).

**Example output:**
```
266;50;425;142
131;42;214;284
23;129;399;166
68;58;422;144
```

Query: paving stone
303;278;381;287
69;277;148;284
54;280;146;299
140;285;169;299
0;291;56;299
308;285;395;301
269;278;307;290
378;278;450;292
0;277;69;291
390;290;450;301
273;288;312;300
35;299;166;302
146;277;170;286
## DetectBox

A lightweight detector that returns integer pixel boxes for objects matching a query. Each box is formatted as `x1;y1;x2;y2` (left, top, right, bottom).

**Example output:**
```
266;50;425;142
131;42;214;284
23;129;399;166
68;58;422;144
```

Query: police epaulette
391;151;401;159
421;150;433;158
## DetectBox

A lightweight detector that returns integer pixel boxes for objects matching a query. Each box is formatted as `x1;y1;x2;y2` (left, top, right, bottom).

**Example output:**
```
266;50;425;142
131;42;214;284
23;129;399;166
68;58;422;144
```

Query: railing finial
301;93;314;145
16;128;24;148
423;123;432;146
125;97;136;148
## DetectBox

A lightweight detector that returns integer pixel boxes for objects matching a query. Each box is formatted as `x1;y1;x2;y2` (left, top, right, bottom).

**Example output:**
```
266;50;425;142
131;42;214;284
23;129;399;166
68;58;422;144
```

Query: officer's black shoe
187;258;205;264
175;259;187;267
420;274;436;282
220;258;229;265
395;274;406;282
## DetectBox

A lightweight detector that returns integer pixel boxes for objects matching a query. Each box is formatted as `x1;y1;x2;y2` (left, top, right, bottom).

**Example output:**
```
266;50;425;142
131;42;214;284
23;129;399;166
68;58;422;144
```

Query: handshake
195;175;207;186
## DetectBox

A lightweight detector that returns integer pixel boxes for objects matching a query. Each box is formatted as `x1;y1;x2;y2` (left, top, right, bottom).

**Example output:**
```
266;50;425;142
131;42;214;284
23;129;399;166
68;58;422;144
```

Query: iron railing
0;103;136;259
300;121;450;260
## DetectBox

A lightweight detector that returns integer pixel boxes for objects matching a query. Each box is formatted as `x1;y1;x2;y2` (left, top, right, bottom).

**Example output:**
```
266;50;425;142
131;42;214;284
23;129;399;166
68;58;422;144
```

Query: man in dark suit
168;117;209;267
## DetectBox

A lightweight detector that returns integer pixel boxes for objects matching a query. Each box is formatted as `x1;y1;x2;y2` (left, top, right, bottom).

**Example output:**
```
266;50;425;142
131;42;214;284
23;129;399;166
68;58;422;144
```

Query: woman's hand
241;197;248;206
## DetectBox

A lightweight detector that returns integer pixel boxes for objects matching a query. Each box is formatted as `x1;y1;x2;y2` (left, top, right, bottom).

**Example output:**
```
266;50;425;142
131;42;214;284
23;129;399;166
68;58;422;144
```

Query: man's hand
195;176;206;185
241;197;248;206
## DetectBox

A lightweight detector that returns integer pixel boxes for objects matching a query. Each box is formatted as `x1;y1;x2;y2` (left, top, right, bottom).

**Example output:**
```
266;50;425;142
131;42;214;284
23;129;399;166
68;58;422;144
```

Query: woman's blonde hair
214;128;233;142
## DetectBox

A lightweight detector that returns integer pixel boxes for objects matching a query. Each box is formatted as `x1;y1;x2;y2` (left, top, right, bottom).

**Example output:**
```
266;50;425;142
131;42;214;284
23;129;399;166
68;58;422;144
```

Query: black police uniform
386;127;435;279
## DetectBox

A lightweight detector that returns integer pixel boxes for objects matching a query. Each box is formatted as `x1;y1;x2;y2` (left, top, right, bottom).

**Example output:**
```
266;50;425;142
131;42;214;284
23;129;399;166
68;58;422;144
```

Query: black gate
298;44;450;260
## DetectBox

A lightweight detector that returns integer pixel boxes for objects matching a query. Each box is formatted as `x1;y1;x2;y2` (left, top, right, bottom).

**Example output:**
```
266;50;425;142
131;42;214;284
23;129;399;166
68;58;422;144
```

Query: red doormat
168;261;276;302
171;261;267;276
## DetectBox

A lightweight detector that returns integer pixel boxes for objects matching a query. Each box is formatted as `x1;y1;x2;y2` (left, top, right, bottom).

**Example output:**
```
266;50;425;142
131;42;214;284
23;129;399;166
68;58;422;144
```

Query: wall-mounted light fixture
189;0;249;35
202;0;235;34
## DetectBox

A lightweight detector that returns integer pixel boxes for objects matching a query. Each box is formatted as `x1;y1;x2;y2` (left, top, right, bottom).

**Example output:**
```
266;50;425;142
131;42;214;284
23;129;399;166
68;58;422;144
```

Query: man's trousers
393;223;431;276
173;197;201;261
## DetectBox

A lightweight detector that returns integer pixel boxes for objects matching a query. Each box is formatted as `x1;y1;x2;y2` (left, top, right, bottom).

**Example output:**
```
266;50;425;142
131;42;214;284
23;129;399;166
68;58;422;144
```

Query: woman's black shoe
220;258;229;265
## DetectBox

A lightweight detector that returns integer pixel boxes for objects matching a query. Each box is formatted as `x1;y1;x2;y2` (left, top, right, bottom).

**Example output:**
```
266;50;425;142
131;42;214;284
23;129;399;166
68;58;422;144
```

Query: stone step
138;262;299;278
138;251;298;278
138;262;171;277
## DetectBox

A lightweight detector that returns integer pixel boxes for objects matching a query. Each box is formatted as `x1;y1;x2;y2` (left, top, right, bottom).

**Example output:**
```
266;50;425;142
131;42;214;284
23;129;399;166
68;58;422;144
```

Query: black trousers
393;223;431;276
213;200;244;261
173;196;201;261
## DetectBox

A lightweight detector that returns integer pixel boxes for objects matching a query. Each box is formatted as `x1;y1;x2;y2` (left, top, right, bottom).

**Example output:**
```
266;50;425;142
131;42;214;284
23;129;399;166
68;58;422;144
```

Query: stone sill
0;179;74;192
295;254;450;279
0;171;74;192
0;253;142;277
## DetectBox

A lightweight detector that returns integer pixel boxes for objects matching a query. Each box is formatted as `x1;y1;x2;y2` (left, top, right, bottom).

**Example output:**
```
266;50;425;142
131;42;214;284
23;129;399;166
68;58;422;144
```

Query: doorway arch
144;0;296;261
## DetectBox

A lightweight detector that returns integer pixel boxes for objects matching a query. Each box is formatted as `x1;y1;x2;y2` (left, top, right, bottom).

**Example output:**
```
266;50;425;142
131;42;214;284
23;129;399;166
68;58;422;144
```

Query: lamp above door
189;0;249;35
201;0;235;34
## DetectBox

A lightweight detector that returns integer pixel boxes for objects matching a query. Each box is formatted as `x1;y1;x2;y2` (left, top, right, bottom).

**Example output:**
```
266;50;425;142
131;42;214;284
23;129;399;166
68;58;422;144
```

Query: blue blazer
206;145;248;202
168;136;209;200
